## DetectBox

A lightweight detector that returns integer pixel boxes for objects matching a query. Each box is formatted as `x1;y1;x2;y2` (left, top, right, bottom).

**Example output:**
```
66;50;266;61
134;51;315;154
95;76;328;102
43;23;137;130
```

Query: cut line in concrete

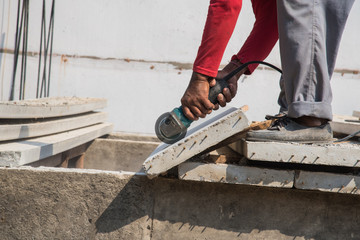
244;140;360;168
331;114;360;137
295;171;360;195
143;107;250;178
0;112;107;141
0;122;113;167
0;97;106;118
178;161;294;188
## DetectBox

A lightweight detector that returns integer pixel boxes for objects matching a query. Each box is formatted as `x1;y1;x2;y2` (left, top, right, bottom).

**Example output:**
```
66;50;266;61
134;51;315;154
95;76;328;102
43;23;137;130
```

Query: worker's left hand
214;60;248;109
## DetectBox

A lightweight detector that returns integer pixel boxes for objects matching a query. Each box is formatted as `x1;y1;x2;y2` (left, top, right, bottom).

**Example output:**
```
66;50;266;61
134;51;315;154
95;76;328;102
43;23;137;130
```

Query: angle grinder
155;61;283;144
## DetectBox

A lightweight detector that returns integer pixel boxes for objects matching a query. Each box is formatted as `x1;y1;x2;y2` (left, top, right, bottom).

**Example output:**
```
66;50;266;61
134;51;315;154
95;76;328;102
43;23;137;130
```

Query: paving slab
0;122;113;167
0;112;107;141
244;140;360;168
143;107;250;178
178;161;294;188
0;97;106;118
331;114;360;137
295;171;360;195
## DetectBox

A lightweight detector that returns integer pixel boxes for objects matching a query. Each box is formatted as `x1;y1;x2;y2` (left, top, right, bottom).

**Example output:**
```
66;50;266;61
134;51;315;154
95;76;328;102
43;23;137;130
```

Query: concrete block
143;107;250;178
354;111;360;118
0;97;106;118
3;167;360;239
330;114;360;137
0;122;113;167
178;161;294;188
0;167;152;240
84;138;159;172
244;140;360;168
295;171;360;195
0;111;107;141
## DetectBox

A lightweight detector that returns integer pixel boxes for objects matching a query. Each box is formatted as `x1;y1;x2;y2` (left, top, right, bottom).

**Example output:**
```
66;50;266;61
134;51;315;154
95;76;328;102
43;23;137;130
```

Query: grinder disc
155;112;187;144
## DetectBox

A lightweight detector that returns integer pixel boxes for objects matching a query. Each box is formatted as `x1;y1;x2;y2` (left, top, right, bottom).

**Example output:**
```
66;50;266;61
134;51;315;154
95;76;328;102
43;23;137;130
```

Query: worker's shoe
246;114;333;143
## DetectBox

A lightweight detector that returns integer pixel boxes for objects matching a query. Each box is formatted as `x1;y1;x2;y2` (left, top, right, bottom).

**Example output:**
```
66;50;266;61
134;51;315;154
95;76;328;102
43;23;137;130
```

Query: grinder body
155;78;229;144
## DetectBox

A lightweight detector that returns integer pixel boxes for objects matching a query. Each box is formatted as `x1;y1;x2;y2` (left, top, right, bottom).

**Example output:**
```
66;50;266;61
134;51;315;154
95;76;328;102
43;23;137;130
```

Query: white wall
0;0;359;134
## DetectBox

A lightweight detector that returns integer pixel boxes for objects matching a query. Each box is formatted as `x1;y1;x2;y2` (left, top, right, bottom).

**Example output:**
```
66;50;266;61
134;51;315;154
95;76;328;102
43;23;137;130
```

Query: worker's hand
215;60;248;109
181;72;216;121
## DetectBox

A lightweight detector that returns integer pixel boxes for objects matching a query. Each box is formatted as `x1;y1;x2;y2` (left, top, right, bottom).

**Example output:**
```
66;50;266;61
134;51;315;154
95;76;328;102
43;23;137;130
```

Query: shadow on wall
95;175;360;239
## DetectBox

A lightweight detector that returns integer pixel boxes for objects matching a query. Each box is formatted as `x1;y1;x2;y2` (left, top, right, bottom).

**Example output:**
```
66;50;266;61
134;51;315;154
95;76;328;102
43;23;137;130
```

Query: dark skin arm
181;60;248;121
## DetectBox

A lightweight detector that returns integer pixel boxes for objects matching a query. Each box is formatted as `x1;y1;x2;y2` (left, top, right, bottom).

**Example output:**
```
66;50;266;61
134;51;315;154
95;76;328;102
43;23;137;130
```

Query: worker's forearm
193;0;242;78
233;0;278;75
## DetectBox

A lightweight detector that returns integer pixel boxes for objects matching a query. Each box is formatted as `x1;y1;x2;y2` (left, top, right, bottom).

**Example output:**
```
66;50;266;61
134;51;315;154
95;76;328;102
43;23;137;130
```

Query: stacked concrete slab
2;107;360;239
0;97;113;167
144;107;360;196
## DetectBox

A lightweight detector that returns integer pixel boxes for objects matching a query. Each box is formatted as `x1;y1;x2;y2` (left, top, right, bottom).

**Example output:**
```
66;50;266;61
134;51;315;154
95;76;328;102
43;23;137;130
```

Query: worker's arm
182;0;278;121
182;0;243;121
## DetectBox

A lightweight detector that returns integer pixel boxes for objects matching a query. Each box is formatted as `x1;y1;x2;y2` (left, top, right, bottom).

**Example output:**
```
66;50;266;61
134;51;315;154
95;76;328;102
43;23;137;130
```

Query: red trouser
193;0;278;77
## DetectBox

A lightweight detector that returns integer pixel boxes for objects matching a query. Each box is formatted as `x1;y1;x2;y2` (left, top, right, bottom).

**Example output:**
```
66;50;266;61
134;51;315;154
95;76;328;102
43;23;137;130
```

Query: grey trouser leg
276;0;354;120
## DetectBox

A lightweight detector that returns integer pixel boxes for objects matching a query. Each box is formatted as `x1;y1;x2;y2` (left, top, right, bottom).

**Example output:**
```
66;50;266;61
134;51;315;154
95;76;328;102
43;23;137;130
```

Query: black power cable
223;60;282;83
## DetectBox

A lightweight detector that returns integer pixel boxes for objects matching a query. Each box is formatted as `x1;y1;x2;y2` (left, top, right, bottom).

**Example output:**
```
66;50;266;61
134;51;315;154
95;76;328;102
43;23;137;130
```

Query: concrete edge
178;161;294;188
294;170;360;195
0;166;146;177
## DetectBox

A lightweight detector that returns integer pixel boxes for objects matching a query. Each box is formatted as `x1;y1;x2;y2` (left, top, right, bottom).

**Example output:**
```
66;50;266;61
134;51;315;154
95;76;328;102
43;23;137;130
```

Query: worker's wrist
223;60;247;79
191;71;213;83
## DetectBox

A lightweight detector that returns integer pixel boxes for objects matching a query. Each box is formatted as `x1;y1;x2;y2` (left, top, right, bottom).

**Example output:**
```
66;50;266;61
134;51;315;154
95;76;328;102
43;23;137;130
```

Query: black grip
208;78;229;104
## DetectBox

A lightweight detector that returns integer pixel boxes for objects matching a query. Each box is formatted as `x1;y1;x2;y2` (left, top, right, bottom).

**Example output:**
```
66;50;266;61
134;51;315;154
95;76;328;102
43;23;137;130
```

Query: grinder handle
208;78;229;104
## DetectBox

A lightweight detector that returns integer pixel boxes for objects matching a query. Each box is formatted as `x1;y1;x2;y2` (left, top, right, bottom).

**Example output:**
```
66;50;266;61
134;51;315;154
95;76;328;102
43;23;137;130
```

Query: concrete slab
0;97;106;118
27;142;91;168
295;171;360;195
178;161;294;188
354;111;360;118
227;120;271;155
0;122;113;167
244;140;360;168
84;138;159;172
0;112;107;141
143;107;250;178
330;114;360;137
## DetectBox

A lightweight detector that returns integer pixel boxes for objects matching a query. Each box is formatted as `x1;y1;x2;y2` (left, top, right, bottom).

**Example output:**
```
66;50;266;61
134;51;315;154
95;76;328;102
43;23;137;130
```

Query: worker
181;0;354;142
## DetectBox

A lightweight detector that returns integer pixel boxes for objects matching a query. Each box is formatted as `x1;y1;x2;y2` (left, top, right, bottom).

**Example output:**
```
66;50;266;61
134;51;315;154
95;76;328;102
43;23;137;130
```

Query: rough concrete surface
84;138;159;172
295;171;360;194
0;111;107;141
0;123;113;167
244;140;360;168
178;161;294;188
0;97;107;119
2;167;360;239
0;168;153;240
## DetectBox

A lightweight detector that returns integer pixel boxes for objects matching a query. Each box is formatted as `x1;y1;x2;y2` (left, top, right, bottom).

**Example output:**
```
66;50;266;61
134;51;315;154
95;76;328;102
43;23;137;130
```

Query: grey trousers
276;0;354;120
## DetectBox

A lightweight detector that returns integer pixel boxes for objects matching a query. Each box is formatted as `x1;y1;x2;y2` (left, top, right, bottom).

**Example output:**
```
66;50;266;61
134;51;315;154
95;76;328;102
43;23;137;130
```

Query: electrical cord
222;60;282;82
334;130;360;143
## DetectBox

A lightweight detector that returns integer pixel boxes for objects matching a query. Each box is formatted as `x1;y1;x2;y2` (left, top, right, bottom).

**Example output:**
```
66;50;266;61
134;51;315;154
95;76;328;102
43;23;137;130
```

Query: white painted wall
0;0;359;134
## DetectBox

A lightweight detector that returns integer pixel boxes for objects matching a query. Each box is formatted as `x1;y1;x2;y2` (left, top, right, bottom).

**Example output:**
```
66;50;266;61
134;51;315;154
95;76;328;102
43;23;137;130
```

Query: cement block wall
1;167;360;240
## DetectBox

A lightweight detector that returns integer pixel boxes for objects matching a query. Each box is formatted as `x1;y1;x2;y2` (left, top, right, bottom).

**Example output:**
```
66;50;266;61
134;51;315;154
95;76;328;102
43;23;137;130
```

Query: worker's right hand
181;72;216;121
